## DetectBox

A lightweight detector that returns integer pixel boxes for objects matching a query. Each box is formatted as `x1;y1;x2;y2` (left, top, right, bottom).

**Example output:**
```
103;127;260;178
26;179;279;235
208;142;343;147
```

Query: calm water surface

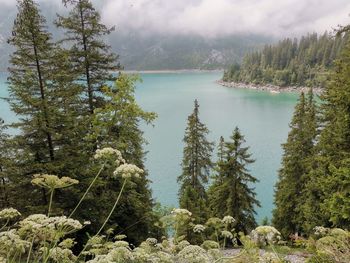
0;72;299;222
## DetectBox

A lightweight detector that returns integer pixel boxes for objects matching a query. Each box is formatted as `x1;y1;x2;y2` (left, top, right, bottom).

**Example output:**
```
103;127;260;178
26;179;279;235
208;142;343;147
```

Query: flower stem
77;178;128;258
26;236;35;263
69;162;106;218
96;178;127;236
48;189;54;217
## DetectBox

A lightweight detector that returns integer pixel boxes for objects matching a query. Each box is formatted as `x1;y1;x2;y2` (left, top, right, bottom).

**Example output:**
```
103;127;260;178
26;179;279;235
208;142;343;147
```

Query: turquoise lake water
0;72;299;222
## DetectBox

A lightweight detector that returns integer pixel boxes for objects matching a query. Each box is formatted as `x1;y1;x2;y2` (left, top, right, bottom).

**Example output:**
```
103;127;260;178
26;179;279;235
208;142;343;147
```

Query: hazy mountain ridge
0;3;272;71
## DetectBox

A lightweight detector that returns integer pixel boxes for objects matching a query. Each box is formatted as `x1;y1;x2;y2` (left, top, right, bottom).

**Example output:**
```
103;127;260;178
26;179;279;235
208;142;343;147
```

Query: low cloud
101;0;350;37
1;0;350;38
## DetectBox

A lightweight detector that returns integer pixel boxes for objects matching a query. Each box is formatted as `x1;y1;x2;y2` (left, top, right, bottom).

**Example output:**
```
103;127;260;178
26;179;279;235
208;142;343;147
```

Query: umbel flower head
221;230;234;239
193;224;206;233
222;215;235;225
31;174;79;190
171;208;192;217
94;147;125;166
18;214;83;241
0;208;21;220
113;164;143;179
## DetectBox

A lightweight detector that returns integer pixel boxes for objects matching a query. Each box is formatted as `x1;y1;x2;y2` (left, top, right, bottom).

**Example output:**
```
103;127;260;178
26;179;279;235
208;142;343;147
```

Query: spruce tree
301;37;350;230
56;0;120;115
273;90;317;236
5;0;67;214
208;127;260;233
4;0;86;217
178;99;214;223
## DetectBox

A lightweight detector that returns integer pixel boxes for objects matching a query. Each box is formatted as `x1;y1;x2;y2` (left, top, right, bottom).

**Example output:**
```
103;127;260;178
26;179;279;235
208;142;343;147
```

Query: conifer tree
56;0;120;115
5;0;67;213
5;0;85;216
178;99;214;224
301;37;350;230
208;127;260;233
273;90;318;236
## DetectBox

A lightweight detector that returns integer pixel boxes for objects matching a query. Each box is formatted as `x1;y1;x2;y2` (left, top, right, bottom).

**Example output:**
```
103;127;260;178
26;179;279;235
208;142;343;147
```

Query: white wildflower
0;230;30;256
314;226;329;237
0;208;21;220
49;247;77;262
146;237;158;246
59;238;76;249
171;208;192;217
114;234;127;240
193;224;206;233
250;226;282;246
94;147;125;165
18;214;82;241
113;163;143;179
31;174;78;190
177;245;213;263
221;230;234;239
222;215;235;225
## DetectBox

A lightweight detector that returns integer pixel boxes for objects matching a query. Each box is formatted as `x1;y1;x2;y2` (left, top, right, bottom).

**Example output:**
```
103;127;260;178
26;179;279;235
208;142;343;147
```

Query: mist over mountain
0;0;269;71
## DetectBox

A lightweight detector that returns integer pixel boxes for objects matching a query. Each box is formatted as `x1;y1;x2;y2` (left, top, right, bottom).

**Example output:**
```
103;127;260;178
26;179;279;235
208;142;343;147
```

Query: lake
0;71;299;223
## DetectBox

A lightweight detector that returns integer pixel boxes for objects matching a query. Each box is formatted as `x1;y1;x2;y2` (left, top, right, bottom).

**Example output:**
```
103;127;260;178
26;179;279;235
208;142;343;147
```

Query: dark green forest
223;32;348;88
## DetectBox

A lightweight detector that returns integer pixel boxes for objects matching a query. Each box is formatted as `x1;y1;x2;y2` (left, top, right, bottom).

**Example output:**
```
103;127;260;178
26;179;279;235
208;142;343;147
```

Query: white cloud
1;0;349;37
100;0;350;37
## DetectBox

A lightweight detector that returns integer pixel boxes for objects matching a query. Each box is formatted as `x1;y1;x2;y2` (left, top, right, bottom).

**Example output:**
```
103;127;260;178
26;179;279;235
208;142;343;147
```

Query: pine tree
273;90;318;236
0;118;10;208
178;99;214;224
56;0;120;116
301;37;350;230
208;127;260;233
4;0;87;217
5;0;67;214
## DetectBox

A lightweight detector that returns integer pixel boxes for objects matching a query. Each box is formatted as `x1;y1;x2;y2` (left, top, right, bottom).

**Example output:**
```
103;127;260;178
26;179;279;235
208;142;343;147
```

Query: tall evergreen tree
56;0;120;116
273;90;318;236
301;36;350;231
178;99;214;223
208;127;260;233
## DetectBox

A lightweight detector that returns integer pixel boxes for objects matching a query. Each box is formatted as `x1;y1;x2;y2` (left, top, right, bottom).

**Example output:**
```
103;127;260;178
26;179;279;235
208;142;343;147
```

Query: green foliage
300;36;350;232
223;32;348;88
56;0;120;115
208;127;260;234
273;90;318;236
177;100;214;241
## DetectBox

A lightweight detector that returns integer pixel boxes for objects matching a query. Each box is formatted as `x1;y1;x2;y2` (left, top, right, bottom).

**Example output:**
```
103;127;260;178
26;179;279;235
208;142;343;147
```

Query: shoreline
122;69;224;74
217;80;323;95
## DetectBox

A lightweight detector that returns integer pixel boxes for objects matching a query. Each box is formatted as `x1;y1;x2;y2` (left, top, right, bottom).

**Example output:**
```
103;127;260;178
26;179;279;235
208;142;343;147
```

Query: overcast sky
1;0;350;38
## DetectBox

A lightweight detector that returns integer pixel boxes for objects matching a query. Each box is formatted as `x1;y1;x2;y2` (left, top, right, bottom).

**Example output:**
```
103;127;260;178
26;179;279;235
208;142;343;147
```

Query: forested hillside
223;32;348;88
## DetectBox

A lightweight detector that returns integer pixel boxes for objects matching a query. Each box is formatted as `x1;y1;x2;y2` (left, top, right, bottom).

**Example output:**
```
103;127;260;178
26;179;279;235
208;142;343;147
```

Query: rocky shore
217;80;323;95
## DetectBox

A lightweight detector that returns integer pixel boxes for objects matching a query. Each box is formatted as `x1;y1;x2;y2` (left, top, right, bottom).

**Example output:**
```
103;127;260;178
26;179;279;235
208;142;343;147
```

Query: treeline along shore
217;80;323;94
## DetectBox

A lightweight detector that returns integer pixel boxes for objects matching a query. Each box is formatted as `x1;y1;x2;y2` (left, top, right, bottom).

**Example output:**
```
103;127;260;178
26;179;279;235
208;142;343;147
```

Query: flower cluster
0;208;21;220
31;174;79;190
222;215;235;225
193;224;206;233
313;226;329;237
18;214;83;241
221;230;234;239
49;247;77;263
171;208;192;217
250;226;282;247
94;147;125;165
0;230;30;257
113;163;143;179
